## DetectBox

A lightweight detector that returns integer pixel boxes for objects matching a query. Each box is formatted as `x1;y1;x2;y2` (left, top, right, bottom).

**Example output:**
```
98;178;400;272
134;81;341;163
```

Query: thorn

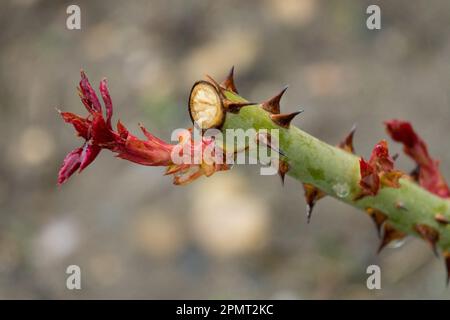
338;124;356;153
223;100;255;113
220;66;238;94
410;165;420;182
414;224;440;257
306;204;312;223
278;159;289;186
392;153;399;161
366;208;388;238
303;183;326;224
378;223;406;253
444;251;450;286
435;213;450;225
261;86;288;114
270;110;303;129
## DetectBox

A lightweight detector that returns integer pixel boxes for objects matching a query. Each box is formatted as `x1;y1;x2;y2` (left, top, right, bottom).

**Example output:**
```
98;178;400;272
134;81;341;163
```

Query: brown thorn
444;251;450;286
261;86;288;114
435;213;450;225
338;124;356;153
303;183;326;224
410;165;420;182
366;208;388;238
270;110;303;129
378;223;406;253
278;159;290;186
223;100;255;114
392;153;399;161
414;224;440;257
220;66;238;94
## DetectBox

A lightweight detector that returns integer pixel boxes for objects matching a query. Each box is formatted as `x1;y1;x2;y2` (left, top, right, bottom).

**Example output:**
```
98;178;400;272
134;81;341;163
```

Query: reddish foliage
357;140;402;199
385;120;450;198
58;71;228;185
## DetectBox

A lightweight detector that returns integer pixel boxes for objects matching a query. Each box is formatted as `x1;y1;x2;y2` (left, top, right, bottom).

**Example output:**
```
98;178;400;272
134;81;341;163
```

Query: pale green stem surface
221;91;450;252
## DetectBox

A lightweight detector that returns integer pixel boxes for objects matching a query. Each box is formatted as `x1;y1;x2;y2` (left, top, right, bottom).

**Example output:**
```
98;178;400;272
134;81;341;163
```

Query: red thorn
366;208;388;238
378;223;406;253
270;110;303;129
261;86;288;114
414;224;440;257
435;213;450;225
220;66;238;94
303;183;326;224
278;159;290;186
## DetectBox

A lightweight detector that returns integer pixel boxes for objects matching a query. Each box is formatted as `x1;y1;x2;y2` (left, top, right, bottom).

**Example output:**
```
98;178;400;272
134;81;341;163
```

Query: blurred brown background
1;0;450;299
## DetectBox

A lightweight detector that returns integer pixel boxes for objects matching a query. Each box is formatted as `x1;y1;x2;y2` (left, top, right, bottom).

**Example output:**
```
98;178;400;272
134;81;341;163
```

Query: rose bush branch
58;69;450;283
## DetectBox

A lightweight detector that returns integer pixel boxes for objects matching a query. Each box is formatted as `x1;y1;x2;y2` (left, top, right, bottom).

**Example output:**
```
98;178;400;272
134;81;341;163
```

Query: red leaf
117;135;173;166
79;144;101;172
358;158;380;198
59;71;230;185
117;120;129;139
60;111;90;139
385;120;450;198
58;148;83;184
357;140;402;199
79;71;102;113
90;113;116;146
99;78;113;128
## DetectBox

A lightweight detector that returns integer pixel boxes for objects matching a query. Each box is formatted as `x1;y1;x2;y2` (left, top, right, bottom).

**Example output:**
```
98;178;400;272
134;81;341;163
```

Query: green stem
221;91;450;252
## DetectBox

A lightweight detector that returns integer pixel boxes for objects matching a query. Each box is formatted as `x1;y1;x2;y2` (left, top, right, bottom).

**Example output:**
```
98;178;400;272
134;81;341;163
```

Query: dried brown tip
366;208;388;238
189;80;225;129
261;86;288;114
414;224;440;257
303;183;326;224
270;110;303;129
220;66;238;94
223;101;255;114
444;251;450;286
278;159;290;186
338;124;356;153
435;213;449;225
378;222;406;253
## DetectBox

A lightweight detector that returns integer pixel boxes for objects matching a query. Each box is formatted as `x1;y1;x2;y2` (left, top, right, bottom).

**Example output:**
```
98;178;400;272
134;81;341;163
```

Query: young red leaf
59;111;91;139
385;120;450;198
357;140;402;199
79;70;102;113
59;71;229;186
58;147;83;185
99;78;113;128
79;144;101;172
